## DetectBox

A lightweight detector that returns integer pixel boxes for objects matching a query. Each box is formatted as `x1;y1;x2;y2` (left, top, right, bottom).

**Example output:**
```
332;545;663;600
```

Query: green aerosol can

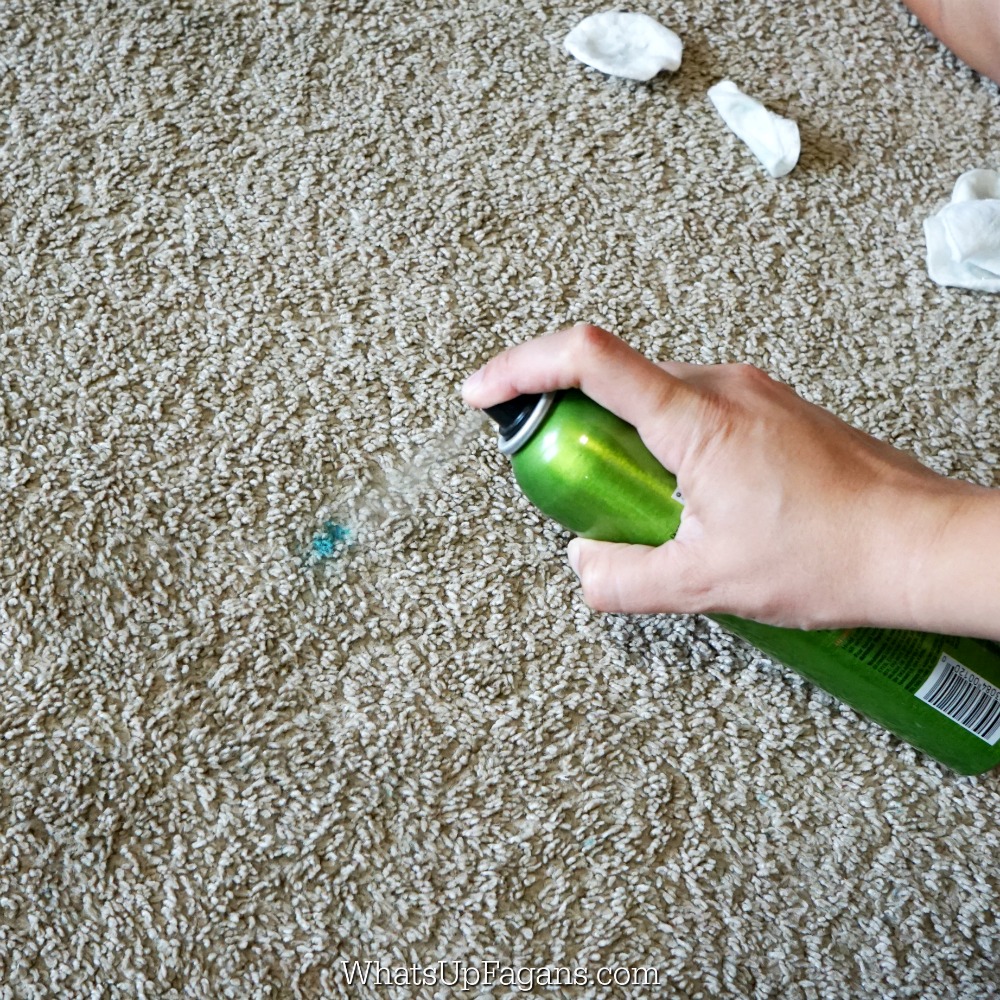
485;388;1000;775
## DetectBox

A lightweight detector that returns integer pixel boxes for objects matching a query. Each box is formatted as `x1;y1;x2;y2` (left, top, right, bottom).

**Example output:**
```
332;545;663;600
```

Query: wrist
898;482;1000;639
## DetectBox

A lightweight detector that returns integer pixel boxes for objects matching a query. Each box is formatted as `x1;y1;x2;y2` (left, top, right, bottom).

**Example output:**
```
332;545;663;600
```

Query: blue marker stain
310;521;352;562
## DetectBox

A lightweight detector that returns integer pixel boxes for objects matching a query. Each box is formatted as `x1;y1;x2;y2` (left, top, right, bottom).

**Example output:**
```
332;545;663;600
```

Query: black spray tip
484;393;542;440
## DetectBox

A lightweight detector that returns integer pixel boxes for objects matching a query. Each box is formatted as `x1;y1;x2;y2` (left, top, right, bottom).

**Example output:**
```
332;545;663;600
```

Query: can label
835;628;943;691
916;653;1000;745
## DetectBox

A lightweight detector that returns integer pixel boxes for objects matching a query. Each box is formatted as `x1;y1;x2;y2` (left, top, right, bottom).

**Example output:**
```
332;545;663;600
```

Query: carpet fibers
2;1;1000;997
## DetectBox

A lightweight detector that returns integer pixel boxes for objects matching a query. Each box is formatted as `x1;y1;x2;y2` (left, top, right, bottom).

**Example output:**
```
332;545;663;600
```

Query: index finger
462;324;696;461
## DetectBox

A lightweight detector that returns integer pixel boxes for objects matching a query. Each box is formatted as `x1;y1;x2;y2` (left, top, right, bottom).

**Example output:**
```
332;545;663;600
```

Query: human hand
463;325;999;636
903;0;1000;85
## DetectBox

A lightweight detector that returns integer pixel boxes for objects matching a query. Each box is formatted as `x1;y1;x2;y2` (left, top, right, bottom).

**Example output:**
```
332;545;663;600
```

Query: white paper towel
564;11;682;82
925;169;1000;292
707;80;800;179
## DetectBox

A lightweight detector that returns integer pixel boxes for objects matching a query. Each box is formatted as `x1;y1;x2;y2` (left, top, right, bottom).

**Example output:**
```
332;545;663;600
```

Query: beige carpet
2;0;1000;996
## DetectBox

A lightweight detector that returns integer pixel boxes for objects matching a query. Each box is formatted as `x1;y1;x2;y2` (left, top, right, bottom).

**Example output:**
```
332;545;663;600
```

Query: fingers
567;537;702;614
462;324;696;440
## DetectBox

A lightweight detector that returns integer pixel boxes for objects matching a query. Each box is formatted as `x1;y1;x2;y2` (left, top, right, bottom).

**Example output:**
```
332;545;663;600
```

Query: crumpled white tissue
564;11;682;82
707;80;800;178
924;169;1000;292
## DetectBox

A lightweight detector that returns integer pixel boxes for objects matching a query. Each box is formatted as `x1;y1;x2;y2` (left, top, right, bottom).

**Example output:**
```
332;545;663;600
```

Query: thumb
567;537;694;614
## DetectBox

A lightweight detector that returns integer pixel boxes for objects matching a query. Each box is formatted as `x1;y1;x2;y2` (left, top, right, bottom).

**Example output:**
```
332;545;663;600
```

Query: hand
903;0;1000;84
463;325;1000;637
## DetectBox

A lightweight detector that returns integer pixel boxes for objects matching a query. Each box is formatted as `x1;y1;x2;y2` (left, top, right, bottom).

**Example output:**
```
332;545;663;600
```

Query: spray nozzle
485;393;555;456
485;394;542;439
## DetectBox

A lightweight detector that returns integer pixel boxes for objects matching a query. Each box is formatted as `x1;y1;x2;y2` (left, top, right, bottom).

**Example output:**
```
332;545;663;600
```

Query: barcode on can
915;653;1000;745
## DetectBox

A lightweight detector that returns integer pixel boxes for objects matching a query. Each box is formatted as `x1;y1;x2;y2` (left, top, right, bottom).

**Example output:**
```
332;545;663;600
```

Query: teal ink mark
582;836;596;850
310;521;352;562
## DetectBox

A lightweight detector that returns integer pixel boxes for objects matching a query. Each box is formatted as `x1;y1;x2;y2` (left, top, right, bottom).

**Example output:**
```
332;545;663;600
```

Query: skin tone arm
903;0;1000;83
463;325;1000;641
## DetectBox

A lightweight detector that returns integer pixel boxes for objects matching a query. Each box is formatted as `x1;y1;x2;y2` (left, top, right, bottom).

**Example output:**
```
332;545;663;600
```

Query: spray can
485;388;1000;775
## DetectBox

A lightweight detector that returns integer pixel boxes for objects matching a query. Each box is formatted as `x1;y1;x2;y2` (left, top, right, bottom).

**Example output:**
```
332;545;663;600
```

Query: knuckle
666;555;715;615
571;324;616;367
733;362;769;385
492;346;518;381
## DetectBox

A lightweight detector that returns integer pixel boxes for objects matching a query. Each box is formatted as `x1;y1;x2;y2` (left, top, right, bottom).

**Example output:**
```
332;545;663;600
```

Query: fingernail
461;368;484;400
567;538;581;576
